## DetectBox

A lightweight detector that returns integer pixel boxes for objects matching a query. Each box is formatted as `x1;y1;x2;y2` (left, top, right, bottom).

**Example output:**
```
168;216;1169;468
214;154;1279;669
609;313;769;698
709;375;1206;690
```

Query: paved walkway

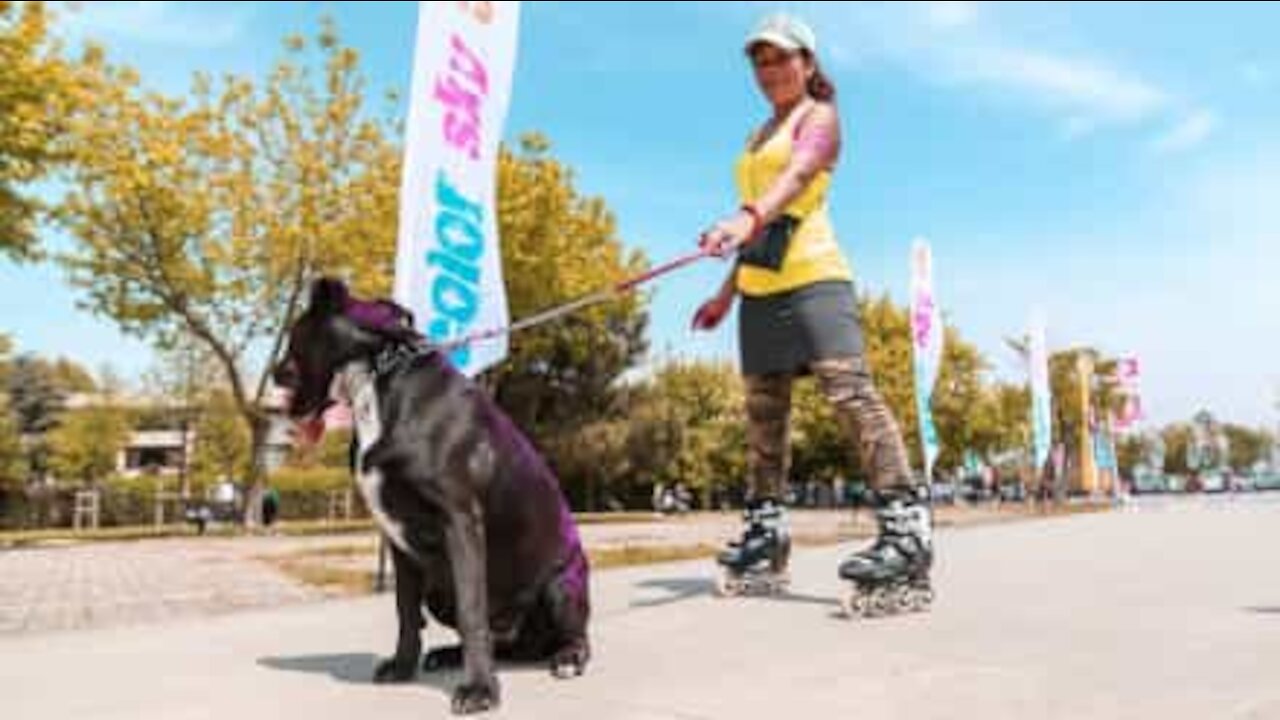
0;503;1076;636
4;495;1279;719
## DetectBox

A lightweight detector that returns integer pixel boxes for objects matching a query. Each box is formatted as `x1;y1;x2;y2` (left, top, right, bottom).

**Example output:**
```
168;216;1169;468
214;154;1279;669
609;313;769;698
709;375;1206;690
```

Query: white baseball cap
744;12;817;55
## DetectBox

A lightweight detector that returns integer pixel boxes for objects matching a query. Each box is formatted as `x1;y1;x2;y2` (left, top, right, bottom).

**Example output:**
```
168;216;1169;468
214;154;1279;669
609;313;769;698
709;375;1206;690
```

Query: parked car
930;481;956;505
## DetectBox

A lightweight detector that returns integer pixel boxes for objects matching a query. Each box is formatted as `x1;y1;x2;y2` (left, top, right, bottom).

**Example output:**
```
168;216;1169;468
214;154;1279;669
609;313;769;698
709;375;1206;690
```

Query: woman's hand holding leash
699;203;762;258
692;203;763;331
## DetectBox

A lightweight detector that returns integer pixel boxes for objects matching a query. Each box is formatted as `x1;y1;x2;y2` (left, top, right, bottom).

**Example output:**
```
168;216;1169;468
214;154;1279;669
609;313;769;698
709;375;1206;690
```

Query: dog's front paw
372;654;418;684
423;645;464;672
451;677;501;715
549;640;590;679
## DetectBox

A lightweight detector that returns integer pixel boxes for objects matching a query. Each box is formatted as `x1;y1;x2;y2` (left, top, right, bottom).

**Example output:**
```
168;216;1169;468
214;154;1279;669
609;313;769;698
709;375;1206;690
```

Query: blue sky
2;1;1278;429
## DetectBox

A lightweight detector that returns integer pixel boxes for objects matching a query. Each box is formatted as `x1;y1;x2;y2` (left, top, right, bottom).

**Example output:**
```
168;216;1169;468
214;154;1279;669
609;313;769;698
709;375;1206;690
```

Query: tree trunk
178;418;191;500
241;412;271;528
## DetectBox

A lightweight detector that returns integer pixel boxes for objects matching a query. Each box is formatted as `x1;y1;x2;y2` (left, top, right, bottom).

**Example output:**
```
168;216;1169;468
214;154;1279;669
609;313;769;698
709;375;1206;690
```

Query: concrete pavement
0;505;1025;635
5;495;1280;719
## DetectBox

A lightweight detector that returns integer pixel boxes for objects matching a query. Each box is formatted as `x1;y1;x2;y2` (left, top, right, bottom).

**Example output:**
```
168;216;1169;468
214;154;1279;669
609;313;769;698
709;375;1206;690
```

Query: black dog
272;278;591;714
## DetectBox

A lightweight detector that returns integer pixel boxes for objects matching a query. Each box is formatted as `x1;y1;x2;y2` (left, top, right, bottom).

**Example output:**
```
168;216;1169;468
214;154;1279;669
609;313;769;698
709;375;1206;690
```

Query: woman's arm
701;102;842;253
749;102;841;226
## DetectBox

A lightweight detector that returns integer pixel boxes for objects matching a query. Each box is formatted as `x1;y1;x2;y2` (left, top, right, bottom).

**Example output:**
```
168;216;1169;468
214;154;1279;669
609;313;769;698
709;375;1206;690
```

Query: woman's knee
811;356;878;407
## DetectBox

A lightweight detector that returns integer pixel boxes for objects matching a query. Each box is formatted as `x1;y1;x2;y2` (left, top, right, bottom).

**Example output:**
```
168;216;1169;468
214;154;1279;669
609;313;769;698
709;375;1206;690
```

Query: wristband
739;203;763;240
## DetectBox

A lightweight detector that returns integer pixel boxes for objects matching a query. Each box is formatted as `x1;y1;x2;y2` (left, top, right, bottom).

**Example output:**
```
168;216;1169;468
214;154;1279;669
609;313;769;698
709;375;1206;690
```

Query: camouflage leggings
745;356;915;500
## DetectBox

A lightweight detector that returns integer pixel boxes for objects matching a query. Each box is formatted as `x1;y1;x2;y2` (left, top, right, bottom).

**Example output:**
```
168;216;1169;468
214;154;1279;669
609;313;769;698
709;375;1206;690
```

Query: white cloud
1150;110;1218;155
954;46;1169;129
61;1;245;49
919;1;981;31
749;3;1196;140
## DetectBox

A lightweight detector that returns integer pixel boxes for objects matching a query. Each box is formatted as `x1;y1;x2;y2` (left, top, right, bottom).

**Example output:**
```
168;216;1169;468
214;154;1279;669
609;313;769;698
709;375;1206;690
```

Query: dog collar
373;338;432;379
372;342;425;378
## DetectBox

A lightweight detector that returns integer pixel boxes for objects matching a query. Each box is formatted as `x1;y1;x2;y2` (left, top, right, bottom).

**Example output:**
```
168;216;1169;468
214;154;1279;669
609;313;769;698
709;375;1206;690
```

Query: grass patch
587;543;721;570
574;511;664;525
265;557;376;595
273;519;376;537
0;512;659;549
0;501;1114;550
287;542;378;558
253;500;1123;595
0;524;207;549
0;519;381;549
257;548;378;596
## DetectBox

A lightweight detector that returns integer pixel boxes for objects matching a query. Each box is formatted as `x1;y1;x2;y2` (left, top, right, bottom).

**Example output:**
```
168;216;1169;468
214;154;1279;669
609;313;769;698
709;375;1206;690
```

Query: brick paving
0;503;1071;636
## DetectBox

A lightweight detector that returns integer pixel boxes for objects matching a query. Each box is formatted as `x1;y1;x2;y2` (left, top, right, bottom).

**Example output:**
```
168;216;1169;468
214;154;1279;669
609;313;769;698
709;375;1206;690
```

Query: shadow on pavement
630;577;717;608
630;576;841;611
258;653;380;684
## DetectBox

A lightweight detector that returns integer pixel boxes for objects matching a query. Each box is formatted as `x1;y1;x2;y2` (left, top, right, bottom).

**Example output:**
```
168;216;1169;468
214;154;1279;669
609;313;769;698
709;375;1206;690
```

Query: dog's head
271;277;418;441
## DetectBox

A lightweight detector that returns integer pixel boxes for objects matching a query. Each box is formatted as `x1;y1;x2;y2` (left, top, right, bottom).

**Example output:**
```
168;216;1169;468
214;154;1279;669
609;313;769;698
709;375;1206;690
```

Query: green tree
1115;433;1149;478
611;360;743;509
51;357;96;393
653;360;744;504
856;293;990;476
968;382;1031;466
0;390;23;487
486;135;650;446
1161;423;1192;476
0;333;10;386
0;334;19;485
190;390;250;494
1223;424;1269;473
791;376;852;485
0;1;99;259
1040;347;1125;469
139;339;226;495
4;352;66;480
54;21;400;525
47;401;130;486
858;294;917;467
7;354;65;435
549;418;630;511
286;425;353;471
931;325;988;472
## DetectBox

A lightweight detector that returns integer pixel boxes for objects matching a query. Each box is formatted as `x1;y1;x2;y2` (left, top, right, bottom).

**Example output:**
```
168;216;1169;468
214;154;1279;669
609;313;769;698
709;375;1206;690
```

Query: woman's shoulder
744;116;780;152
793;100;839;137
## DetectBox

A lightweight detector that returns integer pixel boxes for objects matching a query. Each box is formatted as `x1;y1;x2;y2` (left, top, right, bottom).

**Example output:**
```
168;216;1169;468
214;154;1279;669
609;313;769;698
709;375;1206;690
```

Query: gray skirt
739;280;863;376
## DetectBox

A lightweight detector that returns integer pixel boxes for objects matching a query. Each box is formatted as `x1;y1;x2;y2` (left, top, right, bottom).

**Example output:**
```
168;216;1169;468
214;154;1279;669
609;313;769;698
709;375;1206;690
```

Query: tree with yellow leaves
54;20;400;525
0;1;98;260
486;135;651;445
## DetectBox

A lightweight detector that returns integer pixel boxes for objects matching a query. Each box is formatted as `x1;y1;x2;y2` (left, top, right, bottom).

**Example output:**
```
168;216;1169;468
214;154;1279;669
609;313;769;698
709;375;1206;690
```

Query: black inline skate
837;486;934;618
715;497;791;596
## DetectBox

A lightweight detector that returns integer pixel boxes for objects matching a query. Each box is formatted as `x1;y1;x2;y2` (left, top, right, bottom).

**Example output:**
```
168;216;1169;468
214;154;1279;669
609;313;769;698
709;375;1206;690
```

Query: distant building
47;389;307;481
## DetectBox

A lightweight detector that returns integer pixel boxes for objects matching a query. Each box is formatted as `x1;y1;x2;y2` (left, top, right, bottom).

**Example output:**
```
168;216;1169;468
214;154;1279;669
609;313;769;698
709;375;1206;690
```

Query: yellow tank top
734;99;853;297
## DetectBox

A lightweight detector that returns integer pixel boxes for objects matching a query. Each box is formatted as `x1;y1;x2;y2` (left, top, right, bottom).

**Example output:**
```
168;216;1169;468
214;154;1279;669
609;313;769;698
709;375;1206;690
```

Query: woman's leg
715;372;795;588
810;356;934;609
809;356;912;489
744;372;795;501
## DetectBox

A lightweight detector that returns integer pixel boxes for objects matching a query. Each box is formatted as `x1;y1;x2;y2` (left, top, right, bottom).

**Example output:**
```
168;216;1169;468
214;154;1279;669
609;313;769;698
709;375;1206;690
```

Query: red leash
435;247;715;352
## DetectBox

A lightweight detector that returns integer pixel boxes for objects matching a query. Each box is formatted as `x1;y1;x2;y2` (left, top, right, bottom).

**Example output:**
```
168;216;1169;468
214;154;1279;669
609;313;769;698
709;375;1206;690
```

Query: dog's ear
347;299;422;344
309;277;349;316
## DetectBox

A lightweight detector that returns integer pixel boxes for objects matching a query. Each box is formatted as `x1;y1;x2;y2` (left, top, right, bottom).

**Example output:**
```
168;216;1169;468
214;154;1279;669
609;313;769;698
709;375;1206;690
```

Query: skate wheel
896;584;916;609
838;588;855;618
897;585;931;613
869;588;893;616
770;574;791;595
714;568;743;597
839;587;868;619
